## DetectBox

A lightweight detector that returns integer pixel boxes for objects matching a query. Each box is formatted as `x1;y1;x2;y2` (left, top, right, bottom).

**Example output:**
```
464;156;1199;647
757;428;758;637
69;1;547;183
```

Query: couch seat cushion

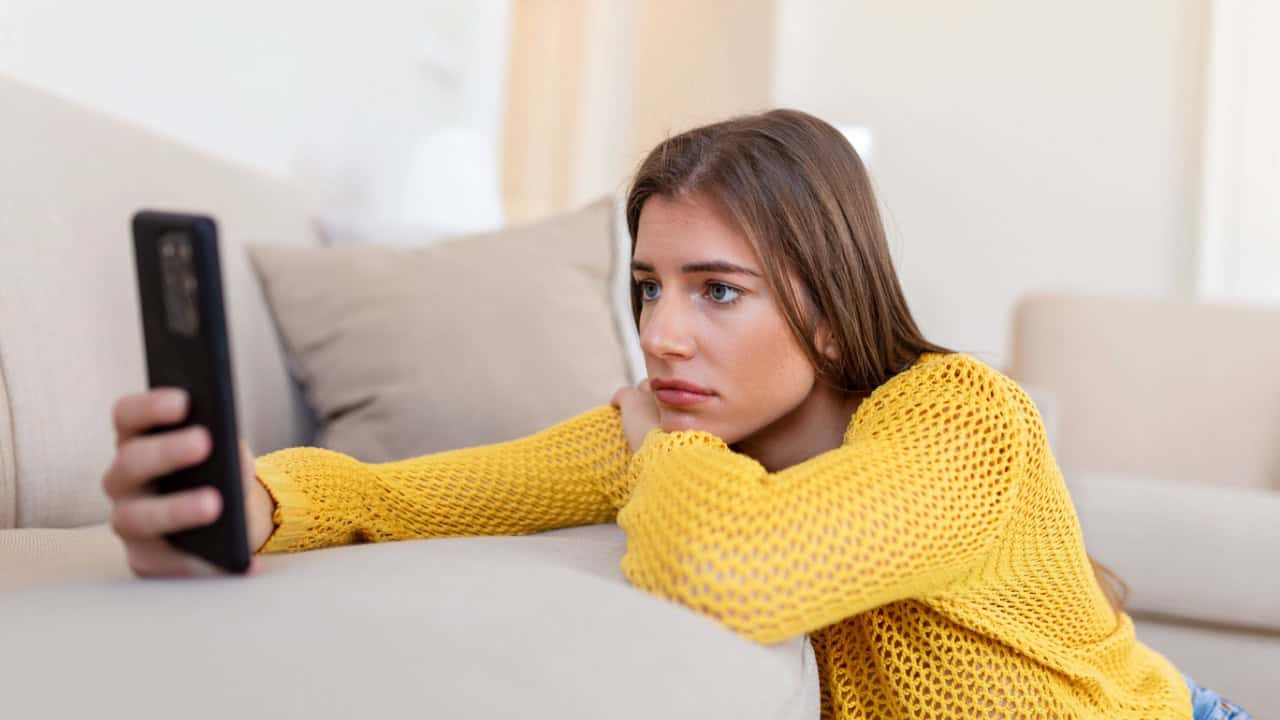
0;523;817;719
1068;471;1280;631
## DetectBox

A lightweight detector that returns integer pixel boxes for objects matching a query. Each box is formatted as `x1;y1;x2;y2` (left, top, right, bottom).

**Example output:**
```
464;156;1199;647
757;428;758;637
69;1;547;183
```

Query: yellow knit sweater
253;352;1190;719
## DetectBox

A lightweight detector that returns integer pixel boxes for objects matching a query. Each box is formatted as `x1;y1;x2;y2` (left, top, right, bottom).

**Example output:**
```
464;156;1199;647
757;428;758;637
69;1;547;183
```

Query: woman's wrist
247;474;277;554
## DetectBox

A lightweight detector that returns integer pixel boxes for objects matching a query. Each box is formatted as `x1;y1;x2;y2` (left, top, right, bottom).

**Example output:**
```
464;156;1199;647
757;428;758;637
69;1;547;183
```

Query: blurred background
0;0;1275;366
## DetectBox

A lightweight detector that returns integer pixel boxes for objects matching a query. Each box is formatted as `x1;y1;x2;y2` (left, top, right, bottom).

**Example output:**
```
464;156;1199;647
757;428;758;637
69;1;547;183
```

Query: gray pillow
247;197;631;462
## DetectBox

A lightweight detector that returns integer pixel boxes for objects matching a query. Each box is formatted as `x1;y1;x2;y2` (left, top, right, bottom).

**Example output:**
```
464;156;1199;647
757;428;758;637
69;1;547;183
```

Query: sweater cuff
252;454;317;555
626;428;728;492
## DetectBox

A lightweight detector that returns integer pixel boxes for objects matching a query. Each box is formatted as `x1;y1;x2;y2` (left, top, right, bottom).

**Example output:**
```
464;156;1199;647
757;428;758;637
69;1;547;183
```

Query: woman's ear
814;322;840;361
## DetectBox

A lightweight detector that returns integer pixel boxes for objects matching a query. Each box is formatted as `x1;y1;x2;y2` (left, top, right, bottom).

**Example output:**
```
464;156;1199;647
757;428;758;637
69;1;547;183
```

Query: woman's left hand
611;379;662;453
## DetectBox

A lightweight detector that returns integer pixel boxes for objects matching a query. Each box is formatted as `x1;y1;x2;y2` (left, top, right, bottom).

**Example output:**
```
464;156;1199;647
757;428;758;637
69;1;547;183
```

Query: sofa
1008;294;1280;715
0;74;818;719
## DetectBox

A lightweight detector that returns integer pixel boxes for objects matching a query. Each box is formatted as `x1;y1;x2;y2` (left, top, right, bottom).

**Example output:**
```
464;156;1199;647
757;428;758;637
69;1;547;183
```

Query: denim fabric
1184;674;1254;720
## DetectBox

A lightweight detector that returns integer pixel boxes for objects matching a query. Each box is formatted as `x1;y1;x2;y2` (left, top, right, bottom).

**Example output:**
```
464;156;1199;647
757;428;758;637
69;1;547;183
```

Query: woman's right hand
102;387;276;577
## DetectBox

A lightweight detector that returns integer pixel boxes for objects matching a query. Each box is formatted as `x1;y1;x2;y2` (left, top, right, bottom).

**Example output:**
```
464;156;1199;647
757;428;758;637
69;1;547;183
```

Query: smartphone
131;210;250;574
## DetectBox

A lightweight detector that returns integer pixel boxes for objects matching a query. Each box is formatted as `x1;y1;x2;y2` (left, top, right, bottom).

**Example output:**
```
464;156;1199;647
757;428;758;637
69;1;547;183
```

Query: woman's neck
730;383;867;473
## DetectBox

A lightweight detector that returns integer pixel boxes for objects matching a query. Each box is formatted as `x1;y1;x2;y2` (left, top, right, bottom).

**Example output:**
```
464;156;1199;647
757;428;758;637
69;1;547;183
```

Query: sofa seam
0;339;18;528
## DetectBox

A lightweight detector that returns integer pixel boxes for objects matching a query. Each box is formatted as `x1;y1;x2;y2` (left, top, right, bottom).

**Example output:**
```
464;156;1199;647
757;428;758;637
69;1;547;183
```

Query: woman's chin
660;413;706;433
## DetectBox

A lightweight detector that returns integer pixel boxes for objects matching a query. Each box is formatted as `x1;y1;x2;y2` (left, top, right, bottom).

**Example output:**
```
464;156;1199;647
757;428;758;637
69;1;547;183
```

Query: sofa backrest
0;74;320;529
1008;292;1280;491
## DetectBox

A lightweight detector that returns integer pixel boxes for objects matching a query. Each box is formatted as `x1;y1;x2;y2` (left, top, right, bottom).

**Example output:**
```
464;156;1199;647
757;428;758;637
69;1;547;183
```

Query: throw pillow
247;196;631;462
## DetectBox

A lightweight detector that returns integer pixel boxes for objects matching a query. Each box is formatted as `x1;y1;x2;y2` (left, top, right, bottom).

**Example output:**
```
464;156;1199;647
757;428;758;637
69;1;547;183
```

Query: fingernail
203;488;221;515
189;425;209;450
161;389;187;414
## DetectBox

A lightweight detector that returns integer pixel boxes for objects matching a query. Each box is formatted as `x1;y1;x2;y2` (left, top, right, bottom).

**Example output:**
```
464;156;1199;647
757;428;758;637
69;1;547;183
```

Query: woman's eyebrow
631;260;762;277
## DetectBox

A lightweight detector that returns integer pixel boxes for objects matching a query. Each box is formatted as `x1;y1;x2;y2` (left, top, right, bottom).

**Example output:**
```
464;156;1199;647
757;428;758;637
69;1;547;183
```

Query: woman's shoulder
890;351;1017;400
859;352;1049;458
850;351;1038;432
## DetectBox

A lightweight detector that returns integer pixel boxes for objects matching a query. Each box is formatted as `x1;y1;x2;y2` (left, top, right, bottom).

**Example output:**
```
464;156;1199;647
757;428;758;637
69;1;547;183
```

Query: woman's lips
654;388;715;407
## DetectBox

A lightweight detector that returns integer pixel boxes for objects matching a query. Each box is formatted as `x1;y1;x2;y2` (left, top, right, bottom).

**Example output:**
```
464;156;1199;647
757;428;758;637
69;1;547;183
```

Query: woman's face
632;191;821;445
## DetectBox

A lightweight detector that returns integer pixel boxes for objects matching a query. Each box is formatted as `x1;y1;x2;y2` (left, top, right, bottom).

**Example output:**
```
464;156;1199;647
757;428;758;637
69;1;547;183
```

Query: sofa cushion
1010;293;1280;491
0;74;320;529
312;201;647;389
1067;470;1280;632
247;197;633;462
0;524;129;591
0;524;818;719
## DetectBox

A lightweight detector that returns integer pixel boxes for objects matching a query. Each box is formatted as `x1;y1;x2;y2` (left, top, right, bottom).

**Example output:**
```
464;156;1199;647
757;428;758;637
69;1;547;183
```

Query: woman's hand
102;387;276;577
611;379;662;453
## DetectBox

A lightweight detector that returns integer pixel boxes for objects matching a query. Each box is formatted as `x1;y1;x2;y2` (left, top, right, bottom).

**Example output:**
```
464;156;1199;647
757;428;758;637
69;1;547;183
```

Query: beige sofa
0;74;818;719
1009;294;1280;715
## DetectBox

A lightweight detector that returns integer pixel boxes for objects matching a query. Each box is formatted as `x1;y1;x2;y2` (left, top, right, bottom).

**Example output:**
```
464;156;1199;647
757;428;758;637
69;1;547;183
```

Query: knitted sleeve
615;355;1027;645
252;404;633;554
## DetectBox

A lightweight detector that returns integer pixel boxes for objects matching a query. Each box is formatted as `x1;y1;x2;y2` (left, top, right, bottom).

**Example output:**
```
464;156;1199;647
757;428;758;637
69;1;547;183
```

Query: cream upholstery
0;523;817;719
1010;294;1280;491
0;74;317;529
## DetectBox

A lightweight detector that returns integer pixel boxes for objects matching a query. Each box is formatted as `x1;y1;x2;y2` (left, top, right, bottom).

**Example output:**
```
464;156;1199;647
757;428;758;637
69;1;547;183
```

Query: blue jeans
1184;674;1253;720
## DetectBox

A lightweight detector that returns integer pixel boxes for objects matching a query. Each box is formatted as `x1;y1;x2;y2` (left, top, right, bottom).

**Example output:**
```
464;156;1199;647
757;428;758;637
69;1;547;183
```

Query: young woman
103;110;1251;719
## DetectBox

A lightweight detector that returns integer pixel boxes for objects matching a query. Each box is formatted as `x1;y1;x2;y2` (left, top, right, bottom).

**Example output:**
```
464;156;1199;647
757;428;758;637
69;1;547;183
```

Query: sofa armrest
1067;472;1280;632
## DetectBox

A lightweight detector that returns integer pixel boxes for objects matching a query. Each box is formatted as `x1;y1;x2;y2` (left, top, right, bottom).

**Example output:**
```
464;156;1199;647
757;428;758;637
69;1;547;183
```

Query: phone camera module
158;231;200;337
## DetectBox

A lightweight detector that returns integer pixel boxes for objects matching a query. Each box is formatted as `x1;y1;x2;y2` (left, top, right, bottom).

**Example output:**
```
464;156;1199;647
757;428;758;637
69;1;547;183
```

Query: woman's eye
707;283;741;304
638;280;660;300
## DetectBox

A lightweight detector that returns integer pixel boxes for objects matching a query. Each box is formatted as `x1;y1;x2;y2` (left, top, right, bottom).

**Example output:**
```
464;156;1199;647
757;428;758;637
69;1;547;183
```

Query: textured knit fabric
253;352;1191;719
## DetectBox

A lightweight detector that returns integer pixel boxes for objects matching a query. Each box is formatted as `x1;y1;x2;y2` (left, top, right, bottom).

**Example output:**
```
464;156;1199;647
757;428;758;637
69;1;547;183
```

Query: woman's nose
639;299;695;359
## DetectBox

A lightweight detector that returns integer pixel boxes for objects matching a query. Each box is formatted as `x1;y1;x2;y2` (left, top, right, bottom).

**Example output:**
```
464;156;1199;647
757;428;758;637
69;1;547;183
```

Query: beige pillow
247;197;630;462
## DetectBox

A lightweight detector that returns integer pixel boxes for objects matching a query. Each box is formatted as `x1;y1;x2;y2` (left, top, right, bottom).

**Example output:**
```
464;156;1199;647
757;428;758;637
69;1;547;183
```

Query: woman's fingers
106;390;265;579
112;389;188;445
125;538;224;578
110;485;222;541
103;425;210;498
612;380;651;408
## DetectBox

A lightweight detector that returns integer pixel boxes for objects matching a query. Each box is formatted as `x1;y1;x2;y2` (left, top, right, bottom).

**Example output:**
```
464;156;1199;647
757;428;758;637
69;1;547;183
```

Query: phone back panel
132;211;249;573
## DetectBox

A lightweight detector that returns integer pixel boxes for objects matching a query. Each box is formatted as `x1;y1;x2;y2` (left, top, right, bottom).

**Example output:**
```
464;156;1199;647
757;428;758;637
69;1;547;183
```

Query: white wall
4;1;1223;357
1198;0;1280;306
0;0;510;230
774;0;1208;368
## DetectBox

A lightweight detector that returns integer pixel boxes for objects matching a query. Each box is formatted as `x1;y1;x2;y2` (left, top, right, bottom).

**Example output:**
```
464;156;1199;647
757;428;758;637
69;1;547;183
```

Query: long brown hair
626;109;948;394
623;108;1128;615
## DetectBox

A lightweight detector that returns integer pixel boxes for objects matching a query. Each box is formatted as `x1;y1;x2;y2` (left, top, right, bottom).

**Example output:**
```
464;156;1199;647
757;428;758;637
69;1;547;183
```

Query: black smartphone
131;210;250;574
